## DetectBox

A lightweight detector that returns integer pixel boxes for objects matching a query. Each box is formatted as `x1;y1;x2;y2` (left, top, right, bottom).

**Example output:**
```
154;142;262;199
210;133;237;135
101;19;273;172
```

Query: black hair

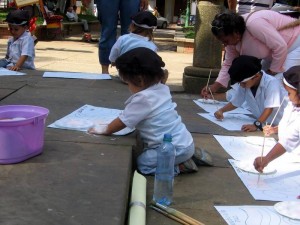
211;12;246;37
283;65;300;93
116;47;165;88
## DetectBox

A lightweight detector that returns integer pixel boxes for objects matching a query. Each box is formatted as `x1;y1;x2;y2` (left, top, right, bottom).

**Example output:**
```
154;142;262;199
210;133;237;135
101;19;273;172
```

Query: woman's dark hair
116;47;165;88
211;12;246;37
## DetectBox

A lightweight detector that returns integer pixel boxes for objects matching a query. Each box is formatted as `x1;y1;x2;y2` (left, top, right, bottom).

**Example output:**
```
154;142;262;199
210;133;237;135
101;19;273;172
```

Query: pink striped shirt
217;10;300;87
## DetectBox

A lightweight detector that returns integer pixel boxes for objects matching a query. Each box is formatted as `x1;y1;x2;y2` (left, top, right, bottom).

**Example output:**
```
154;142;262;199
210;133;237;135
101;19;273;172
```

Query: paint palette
55;118;94;130
274;201;300;220
235;160;277;175
197;99;220;104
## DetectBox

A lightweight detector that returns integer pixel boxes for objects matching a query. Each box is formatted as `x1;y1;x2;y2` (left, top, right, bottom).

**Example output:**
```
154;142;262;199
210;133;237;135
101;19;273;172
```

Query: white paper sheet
198;113;255;131
229;159;300;201
43;71;111;80
213;135;300;163
194;99;252;114
48;104;135;135
0;68;26;76
215;205;300;225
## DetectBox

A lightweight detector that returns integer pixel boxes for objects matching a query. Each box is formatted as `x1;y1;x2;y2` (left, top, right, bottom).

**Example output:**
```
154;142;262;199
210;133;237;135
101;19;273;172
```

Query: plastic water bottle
153;133;175;206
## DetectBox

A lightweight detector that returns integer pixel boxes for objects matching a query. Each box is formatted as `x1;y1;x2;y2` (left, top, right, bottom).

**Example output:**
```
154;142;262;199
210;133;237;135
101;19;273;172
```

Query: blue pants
137;142;195;175
0;59;9;68
96;0;140;65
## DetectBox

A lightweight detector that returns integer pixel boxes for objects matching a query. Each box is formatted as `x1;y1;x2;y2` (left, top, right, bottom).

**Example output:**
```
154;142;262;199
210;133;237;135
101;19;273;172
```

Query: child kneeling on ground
254;66;300;172
89;47;213;174
214;55;287;132
0;10;35;71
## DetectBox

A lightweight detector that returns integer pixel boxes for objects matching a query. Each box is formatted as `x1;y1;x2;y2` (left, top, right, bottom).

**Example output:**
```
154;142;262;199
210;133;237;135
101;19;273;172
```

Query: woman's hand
241;124;257;132
214;109;224;120
200;82;221;98
253;156;269;173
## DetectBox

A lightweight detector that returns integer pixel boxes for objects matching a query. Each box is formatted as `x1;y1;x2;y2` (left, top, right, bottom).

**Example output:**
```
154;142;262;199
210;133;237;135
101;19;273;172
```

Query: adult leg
119;0;140;35
97;0;119;74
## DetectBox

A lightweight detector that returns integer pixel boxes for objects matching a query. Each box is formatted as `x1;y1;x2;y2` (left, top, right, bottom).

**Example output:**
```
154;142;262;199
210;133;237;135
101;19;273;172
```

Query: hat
115;47;165;74
131;11;157;29
5;10;29;25
283;66;300;91
228;55;262;84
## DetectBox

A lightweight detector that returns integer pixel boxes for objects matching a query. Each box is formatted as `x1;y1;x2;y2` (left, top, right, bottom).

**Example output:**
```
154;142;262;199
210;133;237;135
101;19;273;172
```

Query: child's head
228;55;262;88
115;47;165;90
5;10;29;39
283;66;300;106
67;6;73;12
129;11;157;40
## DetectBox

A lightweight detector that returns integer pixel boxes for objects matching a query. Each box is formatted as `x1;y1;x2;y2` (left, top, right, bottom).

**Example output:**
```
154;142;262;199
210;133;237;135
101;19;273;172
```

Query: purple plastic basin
0;105;49;164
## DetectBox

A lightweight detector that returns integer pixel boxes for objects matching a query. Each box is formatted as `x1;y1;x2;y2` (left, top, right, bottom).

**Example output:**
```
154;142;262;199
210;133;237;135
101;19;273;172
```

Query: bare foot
101;64;109;74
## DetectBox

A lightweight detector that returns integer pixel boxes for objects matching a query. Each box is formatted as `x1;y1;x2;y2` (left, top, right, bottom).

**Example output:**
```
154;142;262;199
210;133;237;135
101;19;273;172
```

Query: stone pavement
0;34;273;225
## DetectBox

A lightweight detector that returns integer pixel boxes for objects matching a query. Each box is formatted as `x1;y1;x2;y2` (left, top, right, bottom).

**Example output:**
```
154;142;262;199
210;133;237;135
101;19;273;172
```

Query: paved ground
0;29;273;225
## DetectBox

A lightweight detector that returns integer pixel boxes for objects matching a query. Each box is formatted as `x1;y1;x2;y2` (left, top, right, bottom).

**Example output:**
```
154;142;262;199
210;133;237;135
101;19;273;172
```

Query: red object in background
29;17;37;32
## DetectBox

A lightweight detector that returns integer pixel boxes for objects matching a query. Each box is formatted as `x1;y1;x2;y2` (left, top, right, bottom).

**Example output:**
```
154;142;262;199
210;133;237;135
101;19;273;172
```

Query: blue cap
163;134;172;142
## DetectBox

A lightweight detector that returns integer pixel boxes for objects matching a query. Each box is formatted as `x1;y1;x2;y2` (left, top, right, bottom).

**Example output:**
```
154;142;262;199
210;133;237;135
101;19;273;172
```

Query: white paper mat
194;99;252;114
198;113;255;131
215;205;300;225
43;72;111;80
0;68;26;76
229;159;300;201
48;104;135;135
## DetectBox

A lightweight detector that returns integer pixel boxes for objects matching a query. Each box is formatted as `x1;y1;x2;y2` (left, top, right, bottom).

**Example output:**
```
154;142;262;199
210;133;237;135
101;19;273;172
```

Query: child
109;11;168;83
89;47;212;175
254;65;300;172
109;10;158;66
214;55;286;132
0;10;35;71
66;6;89;33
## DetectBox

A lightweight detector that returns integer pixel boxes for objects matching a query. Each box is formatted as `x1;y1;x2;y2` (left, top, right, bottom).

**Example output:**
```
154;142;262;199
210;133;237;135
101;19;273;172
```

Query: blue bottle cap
163;133;172;142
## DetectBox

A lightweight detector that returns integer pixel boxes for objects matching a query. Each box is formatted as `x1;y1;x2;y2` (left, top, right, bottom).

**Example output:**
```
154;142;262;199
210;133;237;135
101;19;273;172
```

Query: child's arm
253;143;286;173
88;117;126;136
241;108;273;132
8;55;28;71
214;102;237;120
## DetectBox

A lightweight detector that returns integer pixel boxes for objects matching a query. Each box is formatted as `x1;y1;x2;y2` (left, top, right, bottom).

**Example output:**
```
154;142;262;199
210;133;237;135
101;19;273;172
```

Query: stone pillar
183;0;224;93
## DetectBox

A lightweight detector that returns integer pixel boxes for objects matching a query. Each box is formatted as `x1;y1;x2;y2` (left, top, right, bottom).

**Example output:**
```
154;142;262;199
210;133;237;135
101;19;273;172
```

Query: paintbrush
205;69;212;93
269;97;286;127
150;205;190;225
257;97;286;184
151;201;205;225
257;131;266;184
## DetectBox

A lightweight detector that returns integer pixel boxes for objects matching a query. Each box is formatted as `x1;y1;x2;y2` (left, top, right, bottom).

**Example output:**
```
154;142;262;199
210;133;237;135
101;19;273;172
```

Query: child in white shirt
254;65;300;172
214;55;287;132
89;47;212;174
109;11;157;65
0;10;35;70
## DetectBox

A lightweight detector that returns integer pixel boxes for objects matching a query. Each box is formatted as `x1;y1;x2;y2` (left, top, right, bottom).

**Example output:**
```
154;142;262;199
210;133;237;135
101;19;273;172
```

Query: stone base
183;66;227;94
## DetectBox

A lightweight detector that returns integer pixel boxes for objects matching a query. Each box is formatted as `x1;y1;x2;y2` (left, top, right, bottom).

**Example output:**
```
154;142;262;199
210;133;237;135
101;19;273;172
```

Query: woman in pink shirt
201;10;300;97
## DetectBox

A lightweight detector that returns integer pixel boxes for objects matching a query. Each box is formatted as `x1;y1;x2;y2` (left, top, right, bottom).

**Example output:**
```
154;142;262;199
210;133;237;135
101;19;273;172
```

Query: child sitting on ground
0;10;35;71
89;47;213;175
109;11;168;83
214;55;287;132
254;65;300;172
66;6;89;33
